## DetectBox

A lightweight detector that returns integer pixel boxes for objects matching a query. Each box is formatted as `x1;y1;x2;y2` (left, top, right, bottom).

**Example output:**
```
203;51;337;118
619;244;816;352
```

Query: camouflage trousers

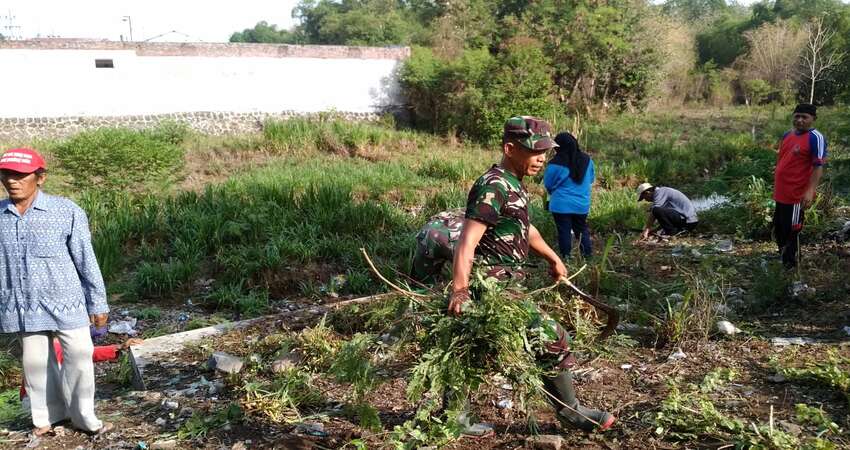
524;301;577;370
411;209;574;369
411;209;528;282
410;209;465;283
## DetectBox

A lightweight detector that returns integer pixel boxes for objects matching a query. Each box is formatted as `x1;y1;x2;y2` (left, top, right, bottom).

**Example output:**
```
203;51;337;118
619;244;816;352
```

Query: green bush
400;41;561;144
53;127;185;192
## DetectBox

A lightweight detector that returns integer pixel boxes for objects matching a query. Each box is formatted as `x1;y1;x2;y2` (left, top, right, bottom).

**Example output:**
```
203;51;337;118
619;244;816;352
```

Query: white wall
0;49;404;118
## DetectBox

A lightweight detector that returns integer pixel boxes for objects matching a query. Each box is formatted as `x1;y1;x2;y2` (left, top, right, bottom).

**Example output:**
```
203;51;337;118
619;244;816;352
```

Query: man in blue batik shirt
0;148;112;436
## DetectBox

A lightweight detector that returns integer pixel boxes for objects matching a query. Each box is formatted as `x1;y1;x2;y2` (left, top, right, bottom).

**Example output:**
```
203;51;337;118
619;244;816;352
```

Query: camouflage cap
503;116;558;151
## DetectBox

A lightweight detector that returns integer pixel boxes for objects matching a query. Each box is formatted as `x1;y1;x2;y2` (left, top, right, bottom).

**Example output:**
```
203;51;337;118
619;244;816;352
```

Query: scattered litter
691;249;703;258
660;265;671;271
790;281;816;298
666;293;684;303
496;399;513;409
109;318;138;336
714;303;731;315
668;348;687;361
716;320;741;336
671;246;684;257
715;240;734;252
296;422;327;437
208;352;244;374
462;423;494;436
177;313;189;322
154;417;167;426
771;337;816;346
620;364;633;370
832;219;850;241
161;400;179;410
500;383;513;391
137;442;148;450
725;287;745;298
766;374;786;383
843;326;850;336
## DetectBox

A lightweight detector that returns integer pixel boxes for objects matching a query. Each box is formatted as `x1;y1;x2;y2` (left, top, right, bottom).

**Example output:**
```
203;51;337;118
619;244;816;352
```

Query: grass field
0;106;848;449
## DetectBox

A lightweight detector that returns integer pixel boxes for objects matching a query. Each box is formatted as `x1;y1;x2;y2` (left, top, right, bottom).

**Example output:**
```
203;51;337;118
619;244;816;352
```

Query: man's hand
447;289;471;316
634;229;650;244
549;259;568;282
121;338;144;350
802;188;816;209
90;313;108;328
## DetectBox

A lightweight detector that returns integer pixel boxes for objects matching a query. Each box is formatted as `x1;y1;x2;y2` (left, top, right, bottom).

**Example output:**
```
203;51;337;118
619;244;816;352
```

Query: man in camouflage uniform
416;116;615;432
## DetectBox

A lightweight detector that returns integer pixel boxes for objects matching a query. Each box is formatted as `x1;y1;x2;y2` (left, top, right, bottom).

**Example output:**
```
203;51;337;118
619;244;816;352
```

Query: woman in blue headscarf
543;132;595;258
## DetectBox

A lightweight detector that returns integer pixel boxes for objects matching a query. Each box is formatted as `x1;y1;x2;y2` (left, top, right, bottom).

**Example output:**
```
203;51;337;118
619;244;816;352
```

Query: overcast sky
1;0;300;42
1;0;800;43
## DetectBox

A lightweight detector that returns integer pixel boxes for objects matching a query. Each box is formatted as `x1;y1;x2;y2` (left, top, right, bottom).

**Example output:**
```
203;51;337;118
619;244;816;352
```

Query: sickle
562;280;619;341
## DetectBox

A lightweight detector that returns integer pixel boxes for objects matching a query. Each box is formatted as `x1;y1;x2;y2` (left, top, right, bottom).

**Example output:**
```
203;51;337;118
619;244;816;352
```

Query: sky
1;0;300;42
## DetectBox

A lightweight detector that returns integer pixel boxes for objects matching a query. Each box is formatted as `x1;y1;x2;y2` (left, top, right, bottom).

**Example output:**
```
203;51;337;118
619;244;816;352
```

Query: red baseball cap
0;148;46;173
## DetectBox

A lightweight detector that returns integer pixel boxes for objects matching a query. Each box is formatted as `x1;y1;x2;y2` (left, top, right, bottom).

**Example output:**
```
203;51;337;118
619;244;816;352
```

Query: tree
294;0;427;46
737;20;807;102
662;0;729;24
229;21;302;43
799;16;846;103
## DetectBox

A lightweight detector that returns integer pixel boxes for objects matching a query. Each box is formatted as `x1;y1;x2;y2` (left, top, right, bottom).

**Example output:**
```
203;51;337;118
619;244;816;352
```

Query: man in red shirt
773;103;827;268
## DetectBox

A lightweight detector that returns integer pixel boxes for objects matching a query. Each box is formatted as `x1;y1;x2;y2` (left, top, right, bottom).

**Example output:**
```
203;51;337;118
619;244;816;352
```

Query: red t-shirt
773;129;827;204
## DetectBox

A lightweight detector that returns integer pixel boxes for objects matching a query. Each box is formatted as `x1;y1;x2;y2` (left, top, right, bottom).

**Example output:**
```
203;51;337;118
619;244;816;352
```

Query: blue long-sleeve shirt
544;160;595;214
0;191;108;333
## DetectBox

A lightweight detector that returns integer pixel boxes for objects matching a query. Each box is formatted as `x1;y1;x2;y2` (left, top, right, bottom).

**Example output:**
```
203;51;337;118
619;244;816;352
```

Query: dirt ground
3;231;850;450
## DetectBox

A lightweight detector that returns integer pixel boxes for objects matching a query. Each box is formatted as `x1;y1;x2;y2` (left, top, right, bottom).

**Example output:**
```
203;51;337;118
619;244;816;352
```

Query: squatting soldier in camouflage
411;209;465;283
442;116;615;433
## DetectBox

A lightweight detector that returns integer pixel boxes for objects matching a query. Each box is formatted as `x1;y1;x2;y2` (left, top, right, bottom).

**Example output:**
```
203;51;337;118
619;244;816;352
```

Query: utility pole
122;16;133;41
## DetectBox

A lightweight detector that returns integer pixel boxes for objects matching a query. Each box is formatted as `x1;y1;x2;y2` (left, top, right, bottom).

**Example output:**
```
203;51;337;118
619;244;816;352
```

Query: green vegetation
653;369;820;449
234;1;850;136
178;403;243;440
776;351;850;405
51;123;186;193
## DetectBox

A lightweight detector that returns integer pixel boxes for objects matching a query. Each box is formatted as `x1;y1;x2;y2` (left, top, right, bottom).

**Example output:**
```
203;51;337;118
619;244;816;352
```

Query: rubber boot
542;370;615;432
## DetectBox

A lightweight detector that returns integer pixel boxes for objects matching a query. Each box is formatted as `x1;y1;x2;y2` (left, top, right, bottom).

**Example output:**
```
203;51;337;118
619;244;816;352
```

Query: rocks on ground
207;351;244;374
526;434;564;450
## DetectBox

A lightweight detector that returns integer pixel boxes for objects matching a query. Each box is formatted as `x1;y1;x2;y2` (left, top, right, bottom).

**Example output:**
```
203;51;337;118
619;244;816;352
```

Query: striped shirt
0;191;108;333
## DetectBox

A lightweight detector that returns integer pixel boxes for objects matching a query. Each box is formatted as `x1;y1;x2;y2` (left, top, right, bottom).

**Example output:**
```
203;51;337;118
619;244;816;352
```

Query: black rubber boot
542;370;615;432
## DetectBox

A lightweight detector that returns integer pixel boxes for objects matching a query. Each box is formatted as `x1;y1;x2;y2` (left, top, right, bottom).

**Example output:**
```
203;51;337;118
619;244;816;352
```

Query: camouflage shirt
465;165;530;267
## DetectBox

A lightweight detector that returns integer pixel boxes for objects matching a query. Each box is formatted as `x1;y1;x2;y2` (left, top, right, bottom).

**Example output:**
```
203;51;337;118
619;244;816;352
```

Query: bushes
52;123;186;192
400;41;561;144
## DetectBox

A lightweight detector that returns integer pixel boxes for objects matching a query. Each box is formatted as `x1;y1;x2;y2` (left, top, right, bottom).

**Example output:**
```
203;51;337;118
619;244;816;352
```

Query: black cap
793;103;817;117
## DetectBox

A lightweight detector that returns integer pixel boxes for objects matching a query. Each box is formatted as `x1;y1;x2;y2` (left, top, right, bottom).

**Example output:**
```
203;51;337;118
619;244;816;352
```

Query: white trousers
21;326;102;432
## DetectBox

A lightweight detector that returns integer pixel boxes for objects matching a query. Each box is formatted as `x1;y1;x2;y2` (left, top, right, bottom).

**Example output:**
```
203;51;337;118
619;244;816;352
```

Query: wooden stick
360;248;428;299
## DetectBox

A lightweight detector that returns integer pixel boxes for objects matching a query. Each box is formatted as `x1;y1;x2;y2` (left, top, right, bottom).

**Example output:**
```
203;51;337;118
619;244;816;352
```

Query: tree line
231;0;850;142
